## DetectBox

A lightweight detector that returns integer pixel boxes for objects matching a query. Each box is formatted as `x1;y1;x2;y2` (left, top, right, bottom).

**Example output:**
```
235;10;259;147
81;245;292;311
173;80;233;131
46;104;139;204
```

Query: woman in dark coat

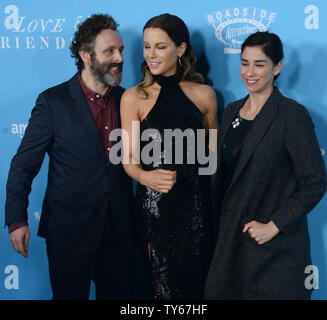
205;31;326;300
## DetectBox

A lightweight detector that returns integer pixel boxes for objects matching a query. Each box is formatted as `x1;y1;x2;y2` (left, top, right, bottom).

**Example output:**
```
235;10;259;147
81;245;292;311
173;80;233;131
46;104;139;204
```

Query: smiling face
240;45;282;95
143;27;186;77
82;28;124;87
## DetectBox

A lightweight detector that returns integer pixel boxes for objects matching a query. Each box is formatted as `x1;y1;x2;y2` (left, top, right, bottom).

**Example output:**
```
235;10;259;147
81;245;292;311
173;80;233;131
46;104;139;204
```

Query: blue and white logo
11;123;27;138
207;7;277;54
2;4;67;50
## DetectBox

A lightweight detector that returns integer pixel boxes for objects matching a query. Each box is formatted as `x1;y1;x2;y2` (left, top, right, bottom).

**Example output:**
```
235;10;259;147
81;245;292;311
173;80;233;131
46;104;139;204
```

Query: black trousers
46;216;132;300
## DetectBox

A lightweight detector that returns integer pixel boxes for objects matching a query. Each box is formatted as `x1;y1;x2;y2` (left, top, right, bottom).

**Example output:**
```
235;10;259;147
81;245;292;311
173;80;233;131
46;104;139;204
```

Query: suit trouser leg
93;216;132;300
46;216;133;300
46;242;95;300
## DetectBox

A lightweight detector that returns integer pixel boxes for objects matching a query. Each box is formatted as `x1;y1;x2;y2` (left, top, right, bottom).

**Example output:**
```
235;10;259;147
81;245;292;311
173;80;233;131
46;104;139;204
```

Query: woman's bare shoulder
121;85;141;101
180;81;217;112
121;85;147;110
181;81;215;98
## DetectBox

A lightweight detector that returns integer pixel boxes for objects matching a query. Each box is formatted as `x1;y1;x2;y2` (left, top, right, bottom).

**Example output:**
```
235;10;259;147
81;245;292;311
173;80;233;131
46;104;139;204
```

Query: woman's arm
200;85;219;152
120;88;176;193
270;102;326;234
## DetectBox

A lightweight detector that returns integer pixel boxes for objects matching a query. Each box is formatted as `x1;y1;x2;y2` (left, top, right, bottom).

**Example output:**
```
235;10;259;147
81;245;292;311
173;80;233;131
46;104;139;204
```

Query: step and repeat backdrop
0;0;326;300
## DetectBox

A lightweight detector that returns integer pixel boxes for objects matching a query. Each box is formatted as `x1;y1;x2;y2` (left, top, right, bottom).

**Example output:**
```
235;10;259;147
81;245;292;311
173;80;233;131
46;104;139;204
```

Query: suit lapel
226;87;282;196
68;74;107;161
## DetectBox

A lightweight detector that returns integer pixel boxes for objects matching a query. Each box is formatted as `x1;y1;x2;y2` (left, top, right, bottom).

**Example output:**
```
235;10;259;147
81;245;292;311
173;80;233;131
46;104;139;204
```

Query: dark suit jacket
5;74;134;256
205;87;326;299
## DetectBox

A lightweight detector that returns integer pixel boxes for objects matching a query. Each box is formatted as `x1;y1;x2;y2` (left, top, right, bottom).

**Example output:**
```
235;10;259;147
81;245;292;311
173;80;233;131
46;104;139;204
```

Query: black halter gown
134;74;214;300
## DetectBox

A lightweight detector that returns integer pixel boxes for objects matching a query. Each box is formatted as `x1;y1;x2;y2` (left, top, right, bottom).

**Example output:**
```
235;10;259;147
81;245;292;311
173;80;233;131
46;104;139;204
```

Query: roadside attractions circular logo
207;7;277;54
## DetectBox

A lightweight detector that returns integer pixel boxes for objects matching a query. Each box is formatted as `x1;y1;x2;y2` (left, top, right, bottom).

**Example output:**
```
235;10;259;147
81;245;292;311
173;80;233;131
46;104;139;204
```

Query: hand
140;169;177;193
242;220;279;245
9;226;30;258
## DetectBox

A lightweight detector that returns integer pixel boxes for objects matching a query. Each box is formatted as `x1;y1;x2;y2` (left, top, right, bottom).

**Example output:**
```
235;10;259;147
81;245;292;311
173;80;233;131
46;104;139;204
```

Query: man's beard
90;55;122;87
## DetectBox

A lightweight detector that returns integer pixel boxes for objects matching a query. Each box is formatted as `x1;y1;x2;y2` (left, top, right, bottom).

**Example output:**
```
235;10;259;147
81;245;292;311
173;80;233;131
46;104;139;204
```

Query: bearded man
5;14;136;300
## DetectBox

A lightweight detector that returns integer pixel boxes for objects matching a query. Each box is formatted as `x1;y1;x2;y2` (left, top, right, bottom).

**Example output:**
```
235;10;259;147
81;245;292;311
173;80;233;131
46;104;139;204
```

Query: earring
178;56;182;66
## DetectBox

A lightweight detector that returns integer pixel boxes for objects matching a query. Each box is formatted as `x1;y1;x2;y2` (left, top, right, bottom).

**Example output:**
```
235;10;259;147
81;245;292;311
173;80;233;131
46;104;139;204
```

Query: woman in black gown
120;13;218;299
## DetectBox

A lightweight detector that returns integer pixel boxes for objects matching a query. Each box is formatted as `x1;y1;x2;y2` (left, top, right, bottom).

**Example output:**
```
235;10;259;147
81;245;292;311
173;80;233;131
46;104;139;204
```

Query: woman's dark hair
241;31;284;80
70;14;118;72
138;13;203;98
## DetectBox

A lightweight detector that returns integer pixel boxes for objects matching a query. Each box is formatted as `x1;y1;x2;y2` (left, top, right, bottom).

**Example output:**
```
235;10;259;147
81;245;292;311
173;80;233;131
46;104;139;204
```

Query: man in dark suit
5;14;136;300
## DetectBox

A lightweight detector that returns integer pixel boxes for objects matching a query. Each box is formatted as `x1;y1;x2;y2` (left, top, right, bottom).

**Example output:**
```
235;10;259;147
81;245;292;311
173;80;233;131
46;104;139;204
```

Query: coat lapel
226;87;282;196
68;74;107;161
211;100;243;216
218;98;247;163
214;97;247;183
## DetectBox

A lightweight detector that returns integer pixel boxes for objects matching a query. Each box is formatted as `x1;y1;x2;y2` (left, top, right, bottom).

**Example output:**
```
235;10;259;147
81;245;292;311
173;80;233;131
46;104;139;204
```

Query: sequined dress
135;74;214;300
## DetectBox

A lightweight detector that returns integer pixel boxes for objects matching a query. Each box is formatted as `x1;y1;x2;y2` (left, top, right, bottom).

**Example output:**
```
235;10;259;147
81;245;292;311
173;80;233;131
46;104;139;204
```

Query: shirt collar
78;72;112;103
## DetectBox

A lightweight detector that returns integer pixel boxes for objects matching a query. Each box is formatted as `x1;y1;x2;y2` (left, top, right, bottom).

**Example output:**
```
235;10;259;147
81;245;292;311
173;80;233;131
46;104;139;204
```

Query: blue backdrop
1;0;326;300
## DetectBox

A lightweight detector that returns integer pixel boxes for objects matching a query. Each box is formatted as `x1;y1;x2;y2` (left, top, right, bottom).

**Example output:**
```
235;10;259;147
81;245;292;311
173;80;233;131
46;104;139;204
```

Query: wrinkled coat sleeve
271;103;326;233
5;93;53;226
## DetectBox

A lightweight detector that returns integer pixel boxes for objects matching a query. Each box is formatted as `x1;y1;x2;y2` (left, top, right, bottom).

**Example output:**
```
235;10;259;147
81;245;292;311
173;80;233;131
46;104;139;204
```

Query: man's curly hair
70;14;118;72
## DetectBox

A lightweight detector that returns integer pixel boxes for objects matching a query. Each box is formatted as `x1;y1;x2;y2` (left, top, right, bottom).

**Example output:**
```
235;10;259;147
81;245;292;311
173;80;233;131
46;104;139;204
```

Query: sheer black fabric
135;74;214;299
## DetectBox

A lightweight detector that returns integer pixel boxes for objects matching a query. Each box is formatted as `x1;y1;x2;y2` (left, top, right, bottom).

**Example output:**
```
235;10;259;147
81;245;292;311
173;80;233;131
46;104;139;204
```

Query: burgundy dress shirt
78;73;116;159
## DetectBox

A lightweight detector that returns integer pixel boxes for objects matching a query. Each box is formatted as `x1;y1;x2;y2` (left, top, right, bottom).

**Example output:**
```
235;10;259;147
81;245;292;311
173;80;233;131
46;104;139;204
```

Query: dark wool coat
205;87;326;300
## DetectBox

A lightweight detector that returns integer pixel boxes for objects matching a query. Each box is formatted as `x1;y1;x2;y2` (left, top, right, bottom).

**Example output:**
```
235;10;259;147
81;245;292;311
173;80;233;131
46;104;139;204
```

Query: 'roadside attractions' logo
207;7;277;54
